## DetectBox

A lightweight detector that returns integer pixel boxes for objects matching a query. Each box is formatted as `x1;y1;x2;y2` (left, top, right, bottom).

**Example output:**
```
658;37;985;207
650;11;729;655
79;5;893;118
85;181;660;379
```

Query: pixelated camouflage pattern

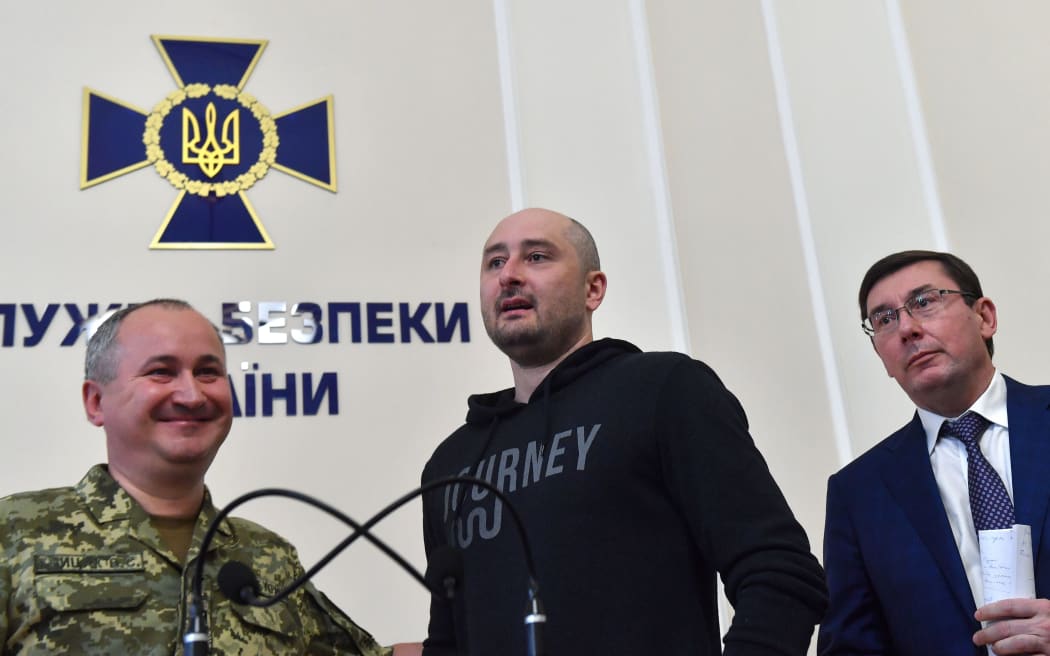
0;465;391;656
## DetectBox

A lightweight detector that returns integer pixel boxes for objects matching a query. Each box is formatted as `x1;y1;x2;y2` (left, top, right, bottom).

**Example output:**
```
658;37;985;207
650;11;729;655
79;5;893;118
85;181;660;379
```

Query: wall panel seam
761;0;854;468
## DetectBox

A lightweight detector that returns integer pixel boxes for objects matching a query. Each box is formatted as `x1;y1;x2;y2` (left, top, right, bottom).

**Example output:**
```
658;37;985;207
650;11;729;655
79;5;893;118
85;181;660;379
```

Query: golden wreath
142;83;279;198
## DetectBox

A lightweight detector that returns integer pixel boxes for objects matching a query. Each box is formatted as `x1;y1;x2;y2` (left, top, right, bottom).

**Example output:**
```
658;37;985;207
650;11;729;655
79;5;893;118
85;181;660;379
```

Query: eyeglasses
862;289;977;337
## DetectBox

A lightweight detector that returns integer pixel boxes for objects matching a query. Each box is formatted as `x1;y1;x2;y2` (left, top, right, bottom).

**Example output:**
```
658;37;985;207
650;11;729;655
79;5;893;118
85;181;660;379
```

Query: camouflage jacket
0;465;391;656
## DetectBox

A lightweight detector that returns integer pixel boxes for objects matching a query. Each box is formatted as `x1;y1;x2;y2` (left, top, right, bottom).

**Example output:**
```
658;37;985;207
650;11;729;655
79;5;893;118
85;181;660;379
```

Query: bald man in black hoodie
421;208;827;656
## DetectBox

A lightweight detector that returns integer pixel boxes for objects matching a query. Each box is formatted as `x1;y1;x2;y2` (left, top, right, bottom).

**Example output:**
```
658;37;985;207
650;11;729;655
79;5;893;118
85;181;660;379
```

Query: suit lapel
881;416;977;616
1004;377;1050;557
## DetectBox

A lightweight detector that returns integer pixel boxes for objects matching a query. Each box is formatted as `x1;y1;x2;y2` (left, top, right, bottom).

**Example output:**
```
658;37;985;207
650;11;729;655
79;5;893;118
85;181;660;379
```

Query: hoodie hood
464;337;641;425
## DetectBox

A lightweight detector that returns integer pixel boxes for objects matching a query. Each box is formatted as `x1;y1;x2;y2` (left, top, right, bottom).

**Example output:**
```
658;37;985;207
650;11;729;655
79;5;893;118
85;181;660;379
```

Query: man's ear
974;296;998;340
83;380;105;427
585;270;607;312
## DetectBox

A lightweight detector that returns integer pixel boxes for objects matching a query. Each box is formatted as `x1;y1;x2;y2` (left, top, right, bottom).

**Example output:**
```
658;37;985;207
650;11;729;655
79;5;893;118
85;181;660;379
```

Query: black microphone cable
185;487;429;655
185;476;545;656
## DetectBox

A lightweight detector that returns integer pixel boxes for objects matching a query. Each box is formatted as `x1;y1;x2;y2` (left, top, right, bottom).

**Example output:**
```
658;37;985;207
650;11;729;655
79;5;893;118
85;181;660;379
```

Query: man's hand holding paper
974;524;1044;655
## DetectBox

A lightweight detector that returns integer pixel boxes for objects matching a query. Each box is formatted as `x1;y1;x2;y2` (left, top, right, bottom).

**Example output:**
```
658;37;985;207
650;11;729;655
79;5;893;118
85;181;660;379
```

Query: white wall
3;1;1048;649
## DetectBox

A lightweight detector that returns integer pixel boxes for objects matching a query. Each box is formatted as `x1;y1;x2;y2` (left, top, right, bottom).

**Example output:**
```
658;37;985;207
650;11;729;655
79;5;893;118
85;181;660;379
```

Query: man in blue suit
819;250;1050;655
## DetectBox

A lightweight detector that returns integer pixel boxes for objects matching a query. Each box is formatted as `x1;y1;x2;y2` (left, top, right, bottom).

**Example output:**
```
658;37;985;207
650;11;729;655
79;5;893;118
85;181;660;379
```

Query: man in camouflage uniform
0;299;420;655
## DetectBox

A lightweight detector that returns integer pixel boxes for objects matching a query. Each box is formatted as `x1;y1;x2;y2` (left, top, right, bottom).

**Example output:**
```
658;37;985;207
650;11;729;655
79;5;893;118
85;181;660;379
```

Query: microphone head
424;546;464;600
217;560;262;605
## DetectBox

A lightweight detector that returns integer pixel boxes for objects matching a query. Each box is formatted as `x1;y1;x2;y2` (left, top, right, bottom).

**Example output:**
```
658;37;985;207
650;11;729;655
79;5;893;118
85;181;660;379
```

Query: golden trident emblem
182;102;240;177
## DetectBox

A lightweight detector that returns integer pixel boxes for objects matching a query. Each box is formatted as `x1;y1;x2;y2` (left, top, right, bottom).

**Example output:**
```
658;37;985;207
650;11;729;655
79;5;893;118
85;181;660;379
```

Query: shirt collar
920;370;1009;455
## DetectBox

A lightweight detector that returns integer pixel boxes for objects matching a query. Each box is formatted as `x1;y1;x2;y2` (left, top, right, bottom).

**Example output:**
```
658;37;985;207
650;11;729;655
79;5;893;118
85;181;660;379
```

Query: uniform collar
76;464;234;540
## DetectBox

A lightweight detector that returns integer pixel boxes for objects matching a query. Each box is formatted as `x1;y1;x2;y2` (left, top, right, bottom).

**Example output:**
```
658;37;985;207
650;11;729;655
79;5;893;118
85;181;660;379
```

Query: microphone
187;476;545;656
217;560;263;605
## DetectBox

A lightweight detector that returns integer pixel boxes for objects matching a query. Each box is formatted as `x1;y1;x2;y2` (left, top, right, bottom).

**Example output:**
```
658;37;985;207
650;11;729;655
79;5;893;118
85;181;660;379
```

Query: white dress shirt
918;370;1012;609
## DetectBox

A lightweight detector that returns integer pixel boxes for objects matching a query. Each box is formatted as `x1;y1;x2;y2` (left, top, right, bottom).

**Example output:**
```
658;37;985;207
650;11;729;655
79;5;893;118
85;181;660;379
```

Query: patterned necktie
939;411;1015;531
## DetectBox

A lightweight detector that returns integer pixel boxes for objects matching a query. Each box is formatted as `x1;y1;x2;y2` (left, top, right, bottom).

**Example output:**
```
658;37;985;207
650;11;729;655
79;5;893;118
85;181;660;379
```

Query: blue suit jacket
818;377;1050;655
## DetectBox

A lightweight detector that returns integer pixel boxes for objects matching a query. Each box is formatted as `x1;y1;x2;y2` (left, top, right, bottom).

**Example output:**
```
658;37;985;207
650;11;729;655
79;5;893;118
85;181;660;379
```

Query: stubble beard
484;308;586;368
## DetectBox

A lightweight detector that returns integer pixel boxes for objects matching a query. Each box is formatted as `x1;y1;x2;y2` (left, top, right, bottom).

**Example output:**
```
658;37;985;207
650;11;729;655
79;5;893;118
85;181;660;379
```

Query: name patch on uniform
34;553;145;574
258;579;281;596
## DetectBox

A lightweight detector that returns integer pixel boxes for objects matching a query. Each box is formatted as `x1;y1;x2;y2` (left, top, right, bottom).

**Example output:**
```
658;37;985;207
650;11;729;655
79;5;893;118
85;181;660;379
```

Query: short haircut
84;299;217;383
858;250;993;357
564;216;601;274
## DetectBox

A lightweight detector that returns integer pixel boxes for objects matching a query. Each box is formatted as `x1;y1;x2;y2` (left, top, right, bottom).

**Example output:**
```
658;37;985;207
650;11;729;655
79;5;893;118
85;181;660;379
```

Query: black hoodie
421;338;827;656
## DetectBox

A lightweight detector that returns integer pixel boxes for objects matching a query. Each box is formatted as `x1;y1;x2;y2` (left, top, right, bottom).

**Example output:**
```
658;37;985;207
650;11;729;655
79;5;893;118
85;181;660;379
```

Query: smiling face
480;208;606;368
83;305;233;486
865;259;997;416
